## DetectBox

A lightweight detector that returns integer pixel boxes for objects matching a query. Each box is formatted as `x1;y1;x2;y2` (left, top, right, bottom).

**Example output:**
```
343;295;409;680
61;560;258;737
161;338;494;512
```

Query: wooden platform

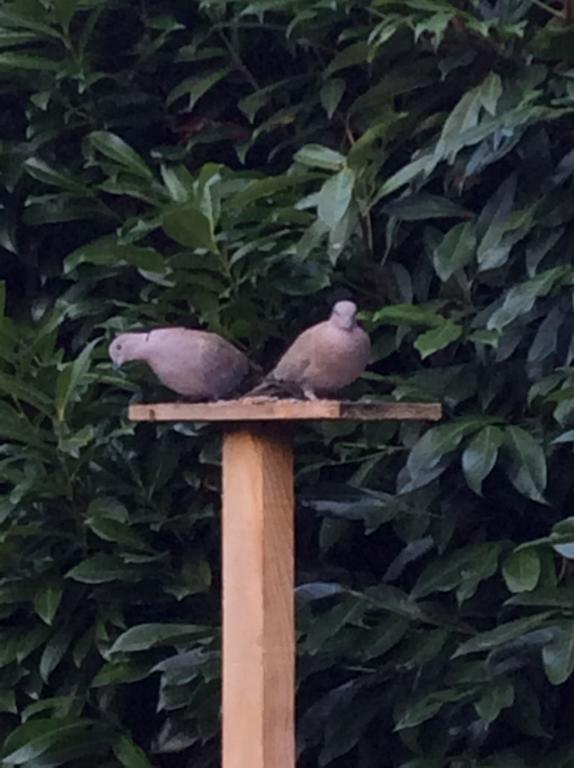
128;398;442;423
127;395;442;768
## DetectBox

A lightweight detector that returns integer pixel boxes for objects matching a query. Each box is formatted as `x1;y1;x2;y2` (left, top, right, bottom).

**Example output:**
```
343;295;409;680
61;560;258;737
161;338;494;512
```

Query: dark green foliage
1;0;574;765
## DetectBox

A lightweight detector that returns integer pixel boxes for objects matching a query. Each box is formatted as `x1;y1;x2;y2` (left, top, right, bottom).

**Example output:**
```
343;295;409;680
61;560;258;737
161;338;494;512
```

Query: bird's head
108;332;147;370
330;300;358;331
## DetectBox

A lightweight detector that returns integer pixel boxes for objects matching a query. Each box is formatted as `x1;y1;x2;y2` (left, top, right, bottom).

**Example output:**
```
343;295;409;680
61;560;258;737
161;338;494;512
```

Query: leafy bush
2;0;574;765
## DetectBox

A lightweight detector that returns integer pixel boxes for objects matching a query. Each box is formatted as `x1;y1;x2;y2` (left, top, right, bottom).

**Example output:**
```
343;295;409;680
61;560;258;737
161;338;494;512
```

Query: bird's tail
232;361;264;397
243;377;306;399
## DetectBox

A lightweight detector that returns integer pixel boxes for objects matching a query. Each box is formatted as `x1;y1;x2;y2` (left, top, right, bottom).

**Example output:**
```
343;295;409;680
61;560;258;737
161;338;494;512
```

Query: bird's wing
147;329;249;399
270;325;320;382
196;333;250;396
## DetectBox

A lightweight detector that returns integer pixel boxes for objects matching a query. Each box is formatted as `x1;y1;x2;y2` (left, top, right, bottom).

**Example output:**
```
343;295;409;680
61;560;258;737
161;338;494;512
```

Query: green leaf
504;426;547;504
113;735;154;768
503;549;541;593
40;627;73;682
294;144;346;171
64;240;166;274
432;222;477;281
372;304;445;328
0;369;53;414
53;0;78;30
1;719;96;765
324;42;370;76
0;53;61;70
238;78;300;122
414;322;462;358
475;679;514;723
435;86;482;162
91;660;153;687
412;543;501;600
0;688;16;714
317;167;355;229
0;401;50;445
160;165;193;203
0;31;41;47
233;173;312;207
468;329;500;347
110;623;207;653
305;599;365;654
166;67;232;108
66;555;144;584
58;424;95;458
86;517;151;552
167;553;212;598
21;697;76;723
88;131;154;180
414;12;451;47
477;72;503;116
163;206;218;253
453;613;553;657
528;25;574;61
24;158;89;195
151;649;214;685
16;626;51;664
377;152;438;199
319;699;378;765
320;78;345;118
542;621;574;685
395;688;469;730
295;582;346;602
87;497;129;522
360;616;409;660
34;581;63;625
462;426;502;496
551;429;574;445
487;267;571;331
55;338;99;422
383;194;472;221
553;542;574;560
406;421;480;490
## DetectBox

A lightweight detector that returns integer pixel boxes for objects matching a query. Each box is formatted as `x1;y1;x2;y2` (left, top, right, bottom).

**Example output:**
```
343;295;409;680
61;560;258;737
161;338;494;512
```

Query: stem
217;30;260;91
530;0;564;17
345;119;375;262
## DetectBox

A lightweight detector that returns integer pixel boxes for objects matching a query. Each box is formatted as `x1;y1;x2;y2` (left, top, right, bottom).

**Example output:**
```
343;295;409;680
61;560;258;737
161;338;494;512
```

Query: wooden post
129;399;442;768
222;426;294;768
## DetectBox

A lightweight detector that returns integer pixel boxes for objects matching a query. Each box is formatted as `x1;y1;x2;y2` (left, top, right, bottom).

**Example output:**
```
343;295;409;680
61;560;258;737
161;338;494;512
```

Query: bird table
129;398;442;768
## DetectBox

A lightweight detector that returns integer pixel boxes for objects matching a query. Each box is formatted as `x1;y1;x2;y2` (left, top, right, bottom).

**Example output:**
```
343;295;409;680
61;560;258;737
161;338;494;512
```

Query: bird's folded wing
198;337;249;393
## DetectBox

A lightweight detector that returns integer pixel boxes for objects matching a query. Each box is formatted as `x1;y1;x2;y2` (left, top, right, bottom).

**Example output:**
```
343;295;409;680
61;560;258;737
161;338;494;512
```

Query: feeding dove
249;300;370;400
108;328;252;400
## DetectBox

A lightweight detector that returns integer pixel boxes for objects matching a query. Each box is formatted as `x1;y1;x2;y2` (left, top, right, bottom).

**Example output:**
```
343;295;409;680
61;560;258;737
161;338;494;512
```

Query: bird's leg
302;385;318;400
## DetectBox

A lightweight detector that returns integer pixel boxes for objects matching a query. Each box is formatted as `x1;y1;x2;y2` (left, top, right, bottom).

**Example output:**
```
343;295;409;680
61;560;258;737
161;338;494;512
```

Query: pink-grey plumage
251;300;370;399
108;328;251;400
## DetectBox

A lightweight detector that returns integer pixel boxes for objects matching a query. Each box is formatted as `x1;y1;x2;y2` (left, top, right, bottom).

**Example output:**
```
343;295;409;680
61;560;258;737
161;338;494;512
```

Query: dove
108;328;252;401
250;300;370;400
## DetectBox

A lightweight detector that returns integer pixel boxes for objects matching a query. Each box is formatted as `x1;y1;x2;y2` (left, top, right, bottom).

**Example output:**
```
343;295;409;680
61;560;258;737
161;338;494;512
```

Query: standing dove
108;328;252;400
251;300;370;400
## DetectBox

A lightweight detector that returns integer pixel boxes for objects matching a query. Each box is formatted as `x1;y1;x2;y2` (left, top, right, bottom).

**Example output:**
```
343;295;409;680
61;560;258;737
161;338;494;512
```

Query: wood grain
129;399;442;423
222;426;295;768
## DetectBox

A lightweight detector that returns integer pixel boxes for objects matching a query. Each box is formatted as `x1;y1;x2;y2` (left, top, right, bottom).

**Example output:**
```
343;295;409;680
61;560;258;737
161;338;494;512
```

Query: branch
217;30;260;91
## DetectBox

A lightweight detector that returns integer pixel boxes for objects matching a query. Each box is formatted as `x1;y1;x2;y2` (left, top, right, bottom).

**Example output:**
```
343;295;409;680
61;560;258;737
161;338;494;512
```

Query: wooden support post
129;398;442;768
222;426;294;768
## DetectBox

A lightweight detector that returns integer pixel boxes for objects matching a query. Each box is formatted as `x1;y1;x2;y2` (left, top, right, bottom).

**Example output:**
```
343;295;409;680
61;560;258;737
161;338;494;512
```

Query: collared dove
249;300;370;400
108;327;252;400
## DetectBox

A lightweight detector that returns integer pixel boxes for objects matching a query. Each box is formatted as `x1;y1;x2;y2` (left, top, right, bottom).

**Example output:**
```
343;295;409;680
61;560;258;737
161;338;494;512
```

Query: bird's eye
116;344;122;350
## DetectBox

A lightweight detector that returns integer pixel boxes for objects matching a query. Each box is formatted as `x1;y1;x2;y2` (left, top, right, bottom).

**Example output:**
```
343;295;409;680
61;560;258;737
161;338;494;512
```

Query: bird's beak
112;361;121;371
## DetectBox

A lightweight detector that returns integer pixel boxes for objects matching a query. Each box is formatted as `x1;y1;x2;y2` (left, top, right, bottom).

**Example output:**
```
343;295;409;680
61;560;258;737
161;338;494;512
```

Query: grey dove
250;300;370;400
108;327;251;400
